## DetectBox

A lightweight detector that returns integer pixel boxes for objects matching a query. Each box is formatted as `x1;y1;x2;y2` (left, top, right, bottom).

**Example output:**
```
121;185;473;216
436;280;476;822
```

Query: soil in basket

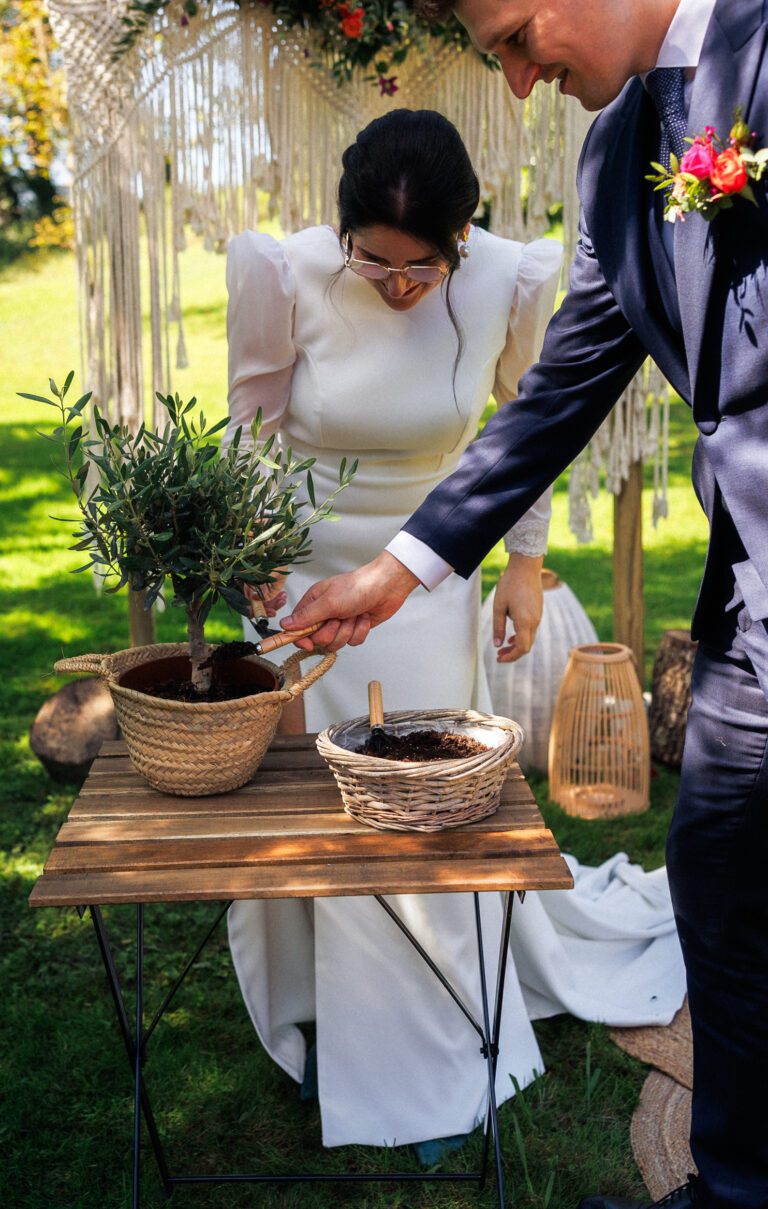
142;679;266;704
356;729;489;762
122;644;275;704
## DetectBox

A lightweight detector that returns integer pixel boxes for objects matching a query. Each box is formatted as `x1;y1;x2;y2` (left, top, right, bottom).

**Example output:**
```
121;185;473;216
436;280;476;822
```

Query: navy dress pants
667;646;768;1209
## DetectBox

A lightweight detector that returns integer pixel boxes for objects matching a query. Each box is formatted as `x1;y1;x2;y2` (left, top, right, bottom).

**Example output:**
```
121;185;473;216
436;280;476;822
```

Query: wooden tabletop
29;735;573;908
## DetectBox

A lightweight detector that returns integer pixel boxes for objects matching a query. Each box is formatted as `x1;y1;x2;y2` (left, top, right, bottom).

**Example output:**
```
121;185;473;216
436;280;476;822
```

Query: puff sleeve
222;231;297;454
493;238;563;557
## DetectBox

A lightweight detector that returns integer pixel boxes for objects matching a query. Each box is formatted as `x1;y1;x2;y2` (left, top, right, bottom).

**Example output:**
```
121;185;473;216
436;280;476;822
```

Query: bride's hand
492;553;544;663
244;575;288;618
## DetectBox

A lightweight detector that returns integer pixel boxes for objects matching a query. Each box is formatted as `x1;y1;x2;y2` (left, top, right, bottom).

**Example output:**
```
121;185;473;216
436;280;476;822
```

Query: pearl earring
458;225;471;259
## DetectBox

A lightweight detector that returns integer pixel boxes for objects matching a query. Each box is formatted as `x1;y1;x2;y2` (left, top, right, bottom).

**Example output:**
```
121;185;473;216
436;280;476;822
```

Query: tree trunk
128;588;156;647
613;461;645;676
648;629;698;768
187;605;211;694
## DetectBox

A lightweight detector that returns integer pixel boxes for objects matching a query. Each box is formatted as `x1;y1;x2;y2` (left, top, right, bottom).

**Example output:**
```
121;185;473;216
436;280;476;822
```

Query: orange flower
710;147;748;194
338;3;364;38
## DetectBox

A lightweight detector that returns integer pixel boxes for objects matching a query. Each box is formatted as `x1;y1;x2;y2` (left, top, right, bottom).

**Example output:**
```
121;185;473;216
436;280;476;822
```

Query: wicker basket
54;643;334;796
316;709;524;832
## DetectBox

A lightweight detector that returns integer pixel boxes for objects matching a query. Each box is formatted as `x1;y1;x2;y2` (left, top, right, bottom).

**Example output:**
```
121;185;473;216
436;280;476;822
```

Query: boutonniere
646;107;768;223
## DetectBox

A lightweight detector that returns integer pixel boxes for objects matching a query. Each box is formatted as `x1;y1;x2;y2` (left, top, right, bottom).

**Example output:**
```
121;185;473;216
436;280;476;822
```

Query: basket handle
54;653;106;676
281;649;336;698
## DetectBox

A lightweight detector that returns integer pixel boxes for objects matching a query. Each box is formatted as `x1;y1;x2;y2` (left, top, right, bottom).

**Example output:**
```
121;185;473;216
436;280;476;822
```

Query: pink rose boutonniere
647;108;768;223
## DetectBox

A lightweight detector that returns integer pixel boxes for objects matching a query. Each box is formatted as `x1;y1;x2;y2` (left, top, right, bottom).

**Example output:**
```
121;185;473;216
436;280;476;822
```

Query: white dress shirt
656;0;715;69
388;0;718;591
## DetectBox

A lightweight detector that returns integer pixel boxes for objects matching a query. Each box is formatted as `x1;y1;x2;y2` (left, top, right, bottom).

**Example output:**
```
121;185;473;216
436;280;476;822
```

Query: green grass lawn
1;243;706;1209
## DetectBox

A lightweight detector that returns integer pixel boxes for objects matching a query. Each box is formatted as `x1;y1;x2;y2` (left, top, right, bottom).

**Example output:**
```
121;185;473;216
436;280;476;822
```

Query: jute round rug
630;1071;696;1202
610;997;692;1090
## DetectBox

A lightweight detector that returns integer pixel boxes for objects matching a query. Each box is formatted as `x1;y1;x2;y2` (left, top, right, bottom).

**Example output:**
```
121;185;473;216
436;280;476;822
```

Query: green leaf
306;470;316;508
18;392;57;406
740;182;758;206
62;370;75;398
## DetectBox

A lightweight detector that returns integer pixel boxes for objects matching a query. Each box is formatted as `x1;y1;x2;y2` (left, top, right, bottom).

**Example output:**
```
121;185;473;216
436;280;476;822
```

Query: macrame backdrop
48;0;670;540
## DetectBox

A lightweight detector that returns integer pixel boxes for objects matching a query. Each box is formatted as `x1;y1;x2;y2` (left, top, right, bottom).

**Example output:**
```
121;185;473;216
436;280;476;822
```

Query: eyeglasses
343;238;448;285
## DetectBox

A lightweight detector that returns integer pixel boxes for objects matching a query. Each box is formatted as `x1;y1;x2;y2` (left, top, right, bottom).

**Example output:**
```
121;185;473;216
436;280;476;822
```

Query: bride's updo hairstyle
337;108;480;375
338;108;479;274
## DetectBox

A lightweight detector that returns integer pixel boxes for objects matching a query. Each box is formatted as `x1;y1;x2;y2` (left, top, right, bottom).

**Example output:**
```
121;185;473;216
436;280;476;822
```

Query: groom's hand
280;551;421;652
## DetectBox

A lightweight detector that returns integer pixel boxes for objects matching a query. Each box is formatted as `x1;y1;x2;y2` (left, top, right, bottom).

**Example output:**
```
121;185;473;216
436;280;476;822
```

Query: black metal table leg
85;894;521;1204
474;892;506;1209
375;889;523;1207
90;906;173;1198
479;890;516;1189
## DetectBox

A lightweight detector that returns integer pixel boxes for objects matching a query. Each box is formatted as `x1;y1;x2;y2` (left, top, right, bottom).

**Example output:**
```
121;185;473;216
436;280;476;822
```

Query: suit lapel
584;80;689;394
674;0;767;413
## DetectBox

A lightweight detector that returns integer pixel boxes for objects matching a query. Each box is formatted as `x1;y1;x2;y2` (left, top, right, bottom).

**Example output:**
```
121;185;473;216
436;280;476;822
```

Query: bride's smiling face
346;225;448;313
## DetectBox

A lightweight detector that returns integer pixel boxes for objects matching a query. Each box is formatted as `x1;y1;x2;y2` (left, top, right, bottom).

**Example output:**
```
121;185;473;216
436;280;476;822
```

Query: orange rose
710;147;748;194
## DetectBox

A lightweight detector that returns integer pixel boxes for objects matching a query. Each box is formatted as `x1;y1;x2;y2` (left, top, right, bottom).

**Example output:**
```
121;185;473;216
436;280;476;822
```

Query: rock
29;678;120;783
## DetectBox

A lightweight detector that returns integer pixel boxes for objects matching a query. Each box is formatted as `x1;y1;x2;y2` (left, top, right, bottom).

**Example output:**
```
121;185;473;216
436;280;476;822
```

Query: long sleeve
402;206;649;578
492;238;563;557
222;230;297;454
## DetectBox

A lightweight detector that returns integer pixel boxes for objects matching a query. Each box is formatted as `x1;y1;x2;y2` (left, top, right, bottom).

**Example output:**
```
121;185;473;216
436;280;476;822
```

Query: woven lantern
548;642;650;818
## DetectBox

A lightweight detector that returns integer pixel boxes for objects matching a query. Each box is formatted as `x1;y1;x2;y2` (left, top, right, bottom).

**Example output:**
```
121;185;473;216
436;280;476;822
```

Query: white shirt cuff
385;532;454;592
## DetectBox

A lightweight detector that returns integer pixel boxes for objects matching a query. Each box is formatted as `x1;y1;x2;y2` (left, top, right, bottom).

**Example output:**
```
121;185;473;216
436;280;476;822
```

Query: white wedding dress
223;225;686;1148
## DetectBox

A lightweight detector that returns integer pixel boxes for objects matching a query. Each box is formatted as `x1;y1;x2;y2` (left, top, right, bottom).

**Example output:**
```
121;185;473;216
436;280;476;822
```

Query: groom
282;2;768;1206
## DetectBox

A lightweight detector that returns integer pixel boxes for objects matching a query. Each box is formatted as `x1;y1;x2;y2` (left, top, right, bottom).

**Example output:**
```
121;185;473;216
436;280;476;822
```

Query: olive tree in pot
27;373;356;795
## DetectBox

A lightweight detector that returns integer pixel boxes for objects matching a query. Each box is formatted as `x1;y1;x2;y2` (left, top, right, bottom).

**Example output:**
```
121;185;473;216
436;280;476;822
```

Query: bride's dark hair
337;109;480;382
338;108;479;266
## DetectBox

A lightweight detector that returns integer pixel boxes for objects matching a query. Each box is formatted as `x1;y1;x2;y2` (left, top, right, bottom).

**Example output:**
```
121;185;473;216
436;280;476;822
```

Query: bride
223;108;562;1149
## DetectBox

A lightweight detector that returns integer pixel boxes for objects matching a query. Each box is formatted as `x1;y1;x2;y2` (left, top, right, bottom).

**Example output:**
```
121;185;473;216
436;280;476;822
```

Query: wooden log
648;629;698;768
613;461;645;675
29;678;120;783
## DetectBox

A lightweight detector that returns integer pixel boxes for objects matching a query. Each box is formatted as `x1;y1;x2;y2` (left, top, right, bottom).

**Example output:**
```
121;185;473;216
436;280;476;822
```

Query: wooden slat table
30;734;572;1208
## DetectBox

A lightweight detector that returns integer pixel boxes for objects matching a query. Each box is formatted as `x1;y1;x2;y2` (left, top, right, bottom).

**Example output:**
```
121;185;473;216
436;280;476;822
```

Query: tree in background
0;0;69;241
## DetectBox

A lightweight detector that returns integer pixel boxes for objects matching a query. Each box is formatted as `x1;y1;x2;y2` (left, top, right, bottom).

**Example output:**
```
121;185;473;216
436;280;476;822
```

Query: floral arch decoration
46;0;670;540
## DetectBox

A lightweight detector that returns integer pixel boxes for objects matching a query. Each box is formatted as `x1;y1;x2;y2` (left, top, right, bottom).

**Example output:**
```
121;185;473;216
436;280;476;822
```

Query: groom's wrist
385;531;454;591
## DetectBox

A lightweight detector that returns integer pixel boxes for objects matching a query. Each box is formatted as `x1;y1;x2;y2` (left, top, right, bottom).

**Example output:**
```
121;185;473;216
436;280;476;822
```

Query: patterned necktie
646;67;688;167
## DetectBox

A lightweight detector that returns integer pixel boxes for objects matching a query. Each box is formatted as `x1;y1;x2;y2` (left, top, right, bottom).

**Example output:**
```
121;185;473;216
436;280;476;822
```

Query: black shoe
578;1176;699;1209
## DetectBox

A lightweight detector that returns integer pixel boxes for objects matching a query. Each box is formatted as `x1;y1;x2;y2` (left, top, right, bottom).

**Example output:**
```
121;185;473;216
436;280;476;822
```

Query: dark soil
142;678;266;703
355;729;489;762
197;641;261;669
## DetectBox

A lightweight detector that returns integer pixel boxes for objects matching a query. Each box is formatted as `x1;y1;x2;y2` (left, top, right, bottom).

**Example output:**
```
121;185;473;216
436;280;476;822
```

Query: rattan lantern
548;642;650;818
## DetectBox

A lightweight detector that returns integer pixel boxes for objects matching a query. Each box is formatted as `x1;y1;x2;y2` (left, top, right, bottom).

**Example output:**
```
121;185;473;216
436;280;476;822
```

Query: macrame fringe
49;0;670;535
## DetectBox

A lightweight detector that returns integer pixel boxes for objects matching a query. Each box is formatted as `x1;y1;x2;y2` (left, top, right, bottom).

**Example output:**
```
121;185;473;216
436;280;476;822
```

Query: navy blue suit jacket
404;0;768;639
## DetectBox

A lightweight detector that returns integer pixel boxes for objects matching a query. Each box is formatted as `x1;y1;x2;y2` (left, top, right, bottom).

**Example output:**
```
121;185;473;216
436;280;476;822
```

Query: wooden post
128;588;156;647
613;460;644;676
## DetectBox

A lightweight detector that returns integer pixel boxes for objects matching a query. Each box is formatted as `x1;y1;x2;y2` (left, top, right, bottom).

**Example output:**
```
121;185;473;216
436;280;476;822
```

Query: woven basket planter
316;709;524;833
54;643;334;796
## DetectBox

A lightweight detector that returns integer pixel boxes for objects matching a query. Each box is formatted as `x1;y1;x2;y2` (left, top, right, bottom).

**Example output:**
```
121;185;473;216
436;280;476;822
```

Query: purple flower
378;75;398;96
